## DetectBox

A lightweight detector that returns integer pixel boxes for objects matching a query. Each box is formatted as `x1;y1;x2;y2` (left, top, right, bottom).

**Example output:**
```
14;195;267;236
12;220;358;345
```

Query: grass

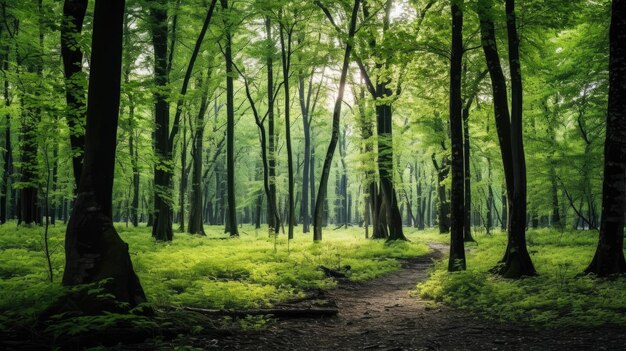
0;222;429;333
414;228;626;328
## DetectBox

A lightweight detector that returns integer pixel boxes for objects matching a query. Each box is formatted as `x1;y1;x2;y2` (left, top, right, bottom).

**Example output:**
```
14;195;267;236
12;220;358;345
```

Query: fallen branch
183;306;338;318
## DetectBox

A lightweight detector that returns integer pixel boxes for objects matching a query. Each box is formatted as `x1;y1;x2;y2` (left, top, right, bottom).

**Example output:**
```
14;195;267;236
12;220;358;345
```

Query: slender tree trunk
279;17;295;239
150;0;173;241
502;0;535;277
220;0;238;236
1;39;12;224
433;155;450;233
585;0;626;276
448;0;466;271
63;0;146;306
61;0;87;187
313;0;360;241
462;106;475;241
266;17;279;234
188;77;210;235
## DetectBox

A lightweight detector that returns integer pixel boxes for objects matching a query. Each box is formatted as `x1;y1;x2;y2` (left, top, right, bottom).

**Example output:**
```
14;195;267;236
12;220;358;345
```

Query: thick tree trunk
585;0;626;276
448;0;466;271
313;0;359;241
63;0;146;306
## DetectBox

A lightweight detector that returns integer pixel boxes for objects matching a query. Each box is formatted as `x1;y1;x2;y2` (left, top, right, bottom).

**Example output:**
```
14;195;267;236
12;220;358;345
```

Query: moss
0;222;429;329
415;228;626;327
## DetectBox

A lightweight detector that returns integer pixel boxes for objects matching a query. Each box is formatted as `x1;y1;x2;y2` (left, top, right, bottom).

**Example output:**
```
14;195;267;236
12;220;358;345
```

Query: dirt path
182;244;625;350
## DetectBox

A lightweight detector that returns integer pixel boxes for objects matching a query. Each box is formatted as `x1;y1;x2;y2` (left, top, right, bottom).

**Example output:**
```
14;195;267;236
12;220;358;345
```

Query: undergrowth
0;222;429;336
415;228;626;327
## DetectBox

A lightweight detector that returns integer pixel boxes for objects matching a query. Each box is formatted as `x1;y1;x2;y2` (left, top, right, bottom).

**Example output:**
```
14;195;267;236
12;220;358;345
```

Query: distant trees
0;0;620;288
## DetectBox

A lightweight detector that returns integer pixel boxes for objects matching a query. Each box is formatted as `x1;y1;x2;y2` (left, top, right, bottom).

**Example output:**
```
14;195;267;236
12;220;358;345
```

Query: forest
0;0;625;349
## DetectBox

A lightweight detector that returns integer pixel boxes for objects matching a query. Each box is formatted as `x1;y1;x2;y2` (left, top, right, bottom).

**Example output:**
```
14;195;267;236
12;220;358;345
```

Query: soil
144;243;626;350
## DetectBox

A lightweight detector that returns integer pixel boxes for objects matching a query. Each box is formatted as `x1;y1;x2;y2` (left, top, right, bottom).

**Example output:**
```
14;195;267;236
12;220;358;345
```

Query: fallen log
182;306;338;318
319;265;351;278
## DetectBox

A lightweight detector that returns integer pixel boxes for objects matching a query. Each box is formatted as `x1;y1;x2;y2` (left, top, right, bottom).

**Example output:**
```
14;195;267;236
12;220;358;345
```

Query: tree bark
188;72;212;235
61;0;88;187
502;0;535;278
221;0;238;236
150;0;173;241
1;33;13;224
448;0;466;271
279;15;295;240
585;0;626;276
313;0;360;241
63;0;146;306
479;0;535;277
266;17;279;234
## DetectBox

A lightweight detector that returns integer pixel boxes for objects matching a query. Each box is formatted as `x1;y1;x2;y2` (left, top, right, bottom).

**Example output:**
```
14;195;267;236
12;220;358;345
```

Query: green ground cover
0;223;429;332
415;229;626;327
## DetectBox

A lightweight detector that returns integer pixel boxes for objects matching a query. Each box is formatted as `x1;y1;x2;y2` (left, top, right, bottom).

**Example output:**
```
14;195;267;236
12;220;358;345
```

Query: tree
313;0;360;241
61;0;87;187
584;0;626;276
149;0;173;241
279;8;295;239
220;0;238;237
448;0;466;271
478;0;535;278
63;0;146;306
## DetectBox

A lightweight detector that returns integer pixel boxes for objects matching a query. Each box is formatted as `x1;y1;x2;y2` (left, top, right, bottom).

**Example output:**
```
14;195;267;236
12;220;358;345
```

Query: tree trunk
1;37;12;224
299;75;311;233
313;0;360;241
279;16;295;240
462;106;474;241
433;155;450;234
502;0;535;278
266;17;279;235
220;0;238;237
150;0;173;241
585;0;626;276
63;0;146;307
188;76;211;235
479;0;535;277
448;0;466;271
61;0;87;187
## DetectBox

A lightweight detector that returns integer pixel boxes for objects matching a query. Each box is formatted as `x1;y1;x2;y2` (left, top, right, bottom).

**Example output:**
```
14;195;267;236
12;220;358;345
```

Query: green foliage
0;223;429;334
415;229;626;327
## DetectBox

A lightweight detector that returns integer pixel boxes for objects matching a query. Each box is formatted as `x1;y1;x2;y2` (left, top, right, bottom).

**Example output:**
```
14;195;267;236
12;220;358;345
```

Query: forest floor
142;242;626;351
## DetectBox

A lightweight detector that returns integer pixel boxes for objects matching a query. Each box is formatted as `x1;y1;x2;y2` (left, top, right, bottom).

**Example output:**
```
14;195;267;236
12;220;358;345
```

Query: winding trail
191;244;624;350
